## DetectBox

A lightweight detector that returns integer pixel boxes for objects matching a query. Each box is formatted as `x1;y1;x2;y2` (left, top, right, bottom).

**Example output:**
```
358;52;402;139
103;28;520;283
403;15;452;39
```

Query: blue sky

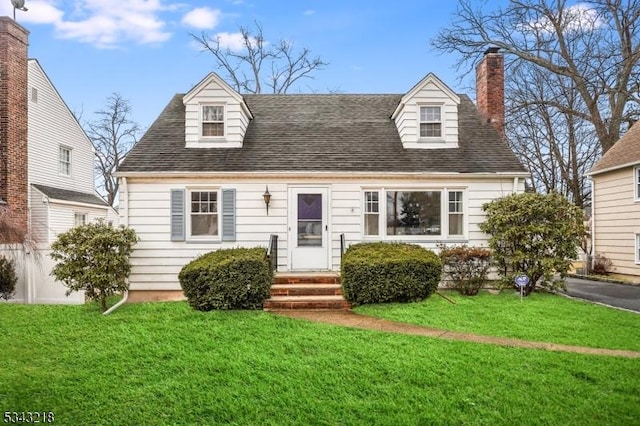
1;0;478;129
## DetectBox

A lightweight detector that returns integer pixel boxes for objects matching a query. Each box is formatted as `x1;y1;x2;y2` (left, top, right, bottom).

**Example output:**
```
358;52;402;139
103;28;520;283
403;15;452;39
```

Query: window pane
365;191;379;213
420;123;442;137
636;168;640;198
420;106;441;122
191;214;218;236
297;193;323;246
203;122;224;137
386;191;441;236
449;214;463;235
364;214;379;236
203;105;224;121
448;191;462;213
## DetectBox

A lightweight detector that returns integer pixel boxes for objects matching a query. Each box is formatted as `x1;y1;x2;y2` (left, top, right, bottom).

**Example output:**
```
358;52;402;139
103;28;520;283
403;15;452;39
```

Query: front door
289;187;330;270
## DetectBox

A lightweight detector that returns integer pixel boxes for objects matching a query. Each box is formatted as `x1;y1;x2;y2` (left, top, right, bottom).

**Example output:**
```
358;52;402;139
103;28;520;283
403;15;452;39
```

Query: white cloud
530;3;604;33
214;31;251;51
2;0;175;48
181;7;221;30
303;9;315;16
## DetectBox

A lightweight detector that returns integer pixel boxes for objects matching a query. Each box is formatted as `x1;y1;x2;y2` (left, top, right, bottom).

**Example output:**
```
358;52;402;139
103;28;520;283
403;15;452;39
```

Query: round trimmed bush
0;255;17;300
178;247;272;311
341;242;442;305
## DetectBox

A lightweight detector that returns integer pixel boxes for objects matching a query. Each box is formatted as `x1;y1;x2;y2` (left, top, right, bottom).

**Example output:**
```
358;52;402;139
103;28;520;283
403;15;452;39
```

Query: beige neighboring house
0;17;117;304
588;123;640;282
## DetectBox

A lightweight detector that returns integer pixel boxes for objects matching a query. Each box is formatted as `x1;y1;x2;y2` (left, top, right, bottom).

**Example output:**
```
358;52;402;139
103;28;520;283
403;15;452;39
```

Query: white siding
593;167;640;278
27;60;95;194
394;76;460;149
47;202;109;243
29;187;48;244
123;176;523;291
184;74;251;148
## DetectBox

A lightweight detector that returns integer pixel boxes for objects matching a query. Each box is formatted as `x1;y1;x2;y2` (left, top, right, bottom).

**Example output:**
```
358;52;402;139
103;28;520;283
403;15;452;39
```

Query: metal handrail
267;234;278;272
340;233;346;262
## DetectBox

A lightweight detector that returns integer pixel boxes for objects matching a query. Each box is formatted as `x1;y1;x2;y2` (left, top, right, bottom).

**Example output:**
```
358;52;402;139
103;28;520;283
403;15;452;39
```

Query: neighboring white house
0;17;116;304
117;48;528;302
588;122;640;282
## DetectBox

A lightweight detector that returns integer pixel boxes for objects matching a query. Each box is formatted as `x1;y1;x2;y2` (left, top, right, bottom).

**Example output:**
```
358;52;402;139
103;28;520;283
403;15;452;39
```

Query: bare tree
85;93;140;207
433;0;640;154
506;59;601;207
191;22;328;94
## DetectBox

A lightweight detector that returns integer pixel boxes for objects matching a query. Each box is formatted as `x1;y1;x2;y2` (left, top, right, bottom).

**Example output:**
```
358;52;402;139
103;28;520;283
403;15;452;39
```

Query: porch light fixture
263;186;272;215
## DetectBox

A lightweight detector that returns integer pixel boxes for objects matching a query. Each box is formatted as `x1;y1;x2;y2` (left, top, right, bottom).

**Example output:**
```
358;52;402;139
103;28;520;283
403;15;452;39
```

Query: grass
1;301;639;425
356;290;640;351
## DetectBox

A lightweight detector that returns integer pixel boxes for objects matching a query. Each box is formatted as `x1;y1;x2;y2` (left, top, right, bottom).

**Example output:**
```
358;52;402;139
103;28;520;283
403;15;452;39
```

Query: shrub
591;253;613;276
439;245;491;295
178;247;272;311
0;256;17;300
479;192;585;295
50;221;138;312
341;242;442;305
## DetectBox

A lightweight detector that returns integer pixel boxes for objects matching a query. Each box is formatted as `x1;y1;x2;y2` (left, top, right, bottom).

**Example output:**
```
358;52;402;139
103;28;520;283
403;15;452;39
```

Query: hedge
341;242;442;305
178;247;272;311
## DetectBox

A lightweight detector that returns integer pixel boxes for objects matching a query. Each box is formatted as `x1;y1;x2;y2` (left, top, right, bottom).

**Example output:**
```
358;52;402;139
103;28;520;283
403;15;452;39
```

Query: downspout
590;176;595;272
104;176;128;316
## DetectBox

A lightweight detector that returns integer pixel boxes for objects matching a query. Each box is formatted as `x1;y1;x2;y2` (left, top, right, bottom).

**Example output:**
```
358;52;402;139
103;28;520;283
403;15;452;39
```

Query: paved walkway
565;277;640;312
272;309;640;359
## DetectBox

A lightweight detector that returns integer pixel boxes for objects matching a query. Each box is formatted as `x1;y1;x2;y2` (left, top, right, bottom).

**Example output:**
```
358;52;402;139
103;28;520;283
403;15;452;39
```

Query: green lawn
1;301;639;425
356;290;640;351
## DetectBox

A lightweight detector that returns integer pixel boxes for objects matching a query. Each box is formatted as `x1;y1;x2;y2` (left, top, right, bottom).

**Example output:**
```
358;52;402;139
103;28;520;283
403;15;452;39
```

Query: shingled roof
590;122;640;175
32;184;108;207
119;93;526;174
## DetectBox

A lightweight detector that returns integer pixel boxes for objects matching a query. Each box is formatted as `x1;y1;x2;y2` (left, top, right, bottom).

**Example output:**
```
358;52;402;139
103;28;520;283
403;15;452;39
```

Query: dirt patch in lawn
272;310;640;359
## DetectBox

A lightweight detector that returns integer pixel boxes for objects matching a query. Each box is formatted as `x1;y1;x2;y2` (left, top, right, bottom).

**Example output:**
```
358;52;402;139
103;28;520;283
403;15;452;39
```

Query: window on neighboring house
635;167;640;201
31;87;38;103
202;105;225;137
386;191;441;236
190;190;219;237
59;146;71;176
364;191;380;236
419;106;442;138
448;191;464;236
74;213;87;227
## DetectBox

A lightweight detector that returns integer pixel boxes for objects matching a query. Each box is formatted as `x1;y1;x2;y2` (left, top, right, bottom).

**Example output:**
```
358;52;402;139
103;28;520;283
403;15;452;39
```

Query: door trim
287;186;331;271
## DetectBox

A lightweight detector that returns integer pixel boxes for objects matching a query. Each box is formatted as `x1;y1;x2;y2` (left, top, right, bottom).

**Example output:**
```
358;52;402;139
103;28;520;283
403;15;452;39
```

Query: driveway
564;277;640;313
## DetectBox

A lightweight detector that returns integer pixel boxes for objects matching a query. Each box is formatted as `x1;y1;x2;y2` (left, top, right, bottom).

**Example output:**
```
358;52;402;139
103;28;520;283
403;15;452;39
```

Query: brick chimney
476;47;504;137
0;17;29;242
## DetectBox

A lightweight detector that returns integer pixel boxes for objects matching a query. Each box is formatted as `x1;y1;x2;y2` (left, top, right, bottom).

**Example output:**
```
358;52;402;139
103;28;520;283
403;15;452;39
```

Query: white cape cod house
118;49;528;302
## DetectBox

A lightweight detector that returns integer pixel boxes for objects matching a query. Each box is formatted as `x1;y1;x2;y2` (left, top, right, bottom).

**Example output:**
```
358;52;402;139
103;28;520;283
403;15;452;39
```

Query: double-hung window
364;191;380;236
419;106;442;138
448;191;464;236
74;213;87;227
59;146;71;176
190;190;219;237
202;105;225;137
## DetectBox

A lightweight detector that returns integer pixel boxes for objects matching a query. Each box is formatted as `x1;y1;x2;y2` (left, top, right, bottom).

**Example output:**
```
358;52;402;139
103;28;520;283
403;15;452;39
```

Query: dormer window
419;106;442;138
202;105;225;138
